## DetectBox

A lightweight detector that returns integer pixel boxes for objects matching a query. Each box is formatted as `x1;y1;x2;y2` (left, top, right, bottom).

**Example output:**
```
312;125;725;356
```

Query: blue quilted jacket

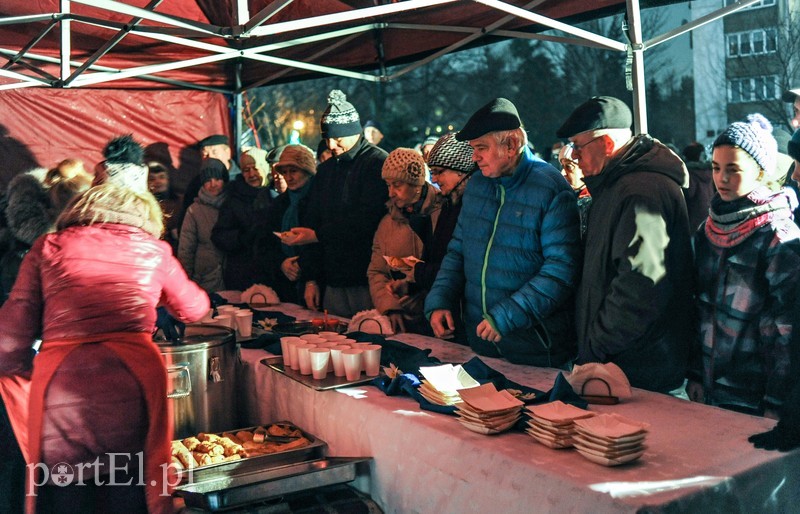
424;147;581;367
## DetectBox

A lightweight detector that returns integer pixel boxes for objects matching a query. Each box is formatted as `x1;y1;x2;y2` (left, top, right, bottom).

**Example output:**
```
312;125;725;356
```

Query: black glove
155;306;185;341
748;421;800;452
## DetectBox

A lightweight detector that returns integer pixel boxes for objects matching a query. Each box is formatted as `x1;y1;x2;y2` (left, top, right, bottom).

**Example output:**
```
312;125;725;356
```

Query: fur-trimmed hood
4;173;54;245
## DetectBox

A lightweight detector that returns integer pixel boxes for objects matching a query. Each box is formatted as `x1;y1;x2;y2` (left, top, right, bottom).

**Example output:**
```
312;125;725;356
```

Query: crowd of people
1;86;800;511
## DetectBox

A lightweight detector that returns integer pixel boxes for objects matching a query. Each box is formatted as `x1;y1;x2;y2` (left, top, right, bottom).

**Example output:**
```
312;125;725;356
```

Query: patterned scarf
704;187;797;248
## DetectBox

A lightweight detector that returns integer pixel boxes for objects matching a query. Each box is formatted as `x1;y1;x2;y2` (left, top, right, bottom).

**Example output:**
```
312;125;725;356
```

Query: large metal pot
156;325;240;439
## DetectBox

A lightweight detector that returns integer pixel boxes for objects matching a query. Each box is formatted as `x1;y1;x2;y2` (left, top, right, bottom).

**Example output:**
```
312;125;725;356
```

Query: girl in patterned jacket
689;114;800;420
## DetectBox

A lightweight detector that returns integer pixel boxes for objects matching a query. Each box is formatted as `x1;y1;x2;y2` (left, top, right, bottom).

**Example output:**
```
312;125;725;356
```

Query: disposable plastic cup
217;305;237;316
235;310;253;338
213;314;233;329
280;337;301;366
309;348;331;379
296;344;314;375
329;345;349;377
361;344;382;376
342;349;363;381
324;334;348;342
300;334;325;343
317;331;340;340
287;339;303;370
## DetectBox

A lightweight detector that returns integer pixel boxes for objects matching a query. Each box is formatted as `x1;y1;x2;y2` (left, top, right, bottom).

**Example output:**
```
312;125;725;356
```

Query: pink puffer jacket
0;222;209;473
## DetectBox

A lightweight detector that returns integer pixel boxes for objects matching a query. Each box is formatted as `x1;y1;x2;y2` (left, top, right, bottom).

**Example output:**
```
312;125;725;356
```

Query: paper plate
573;413;649;439
525;400;595;424
525;428;574;449
571;433;644;453
573;425;647;445
458;416;518;435
575;446;645;466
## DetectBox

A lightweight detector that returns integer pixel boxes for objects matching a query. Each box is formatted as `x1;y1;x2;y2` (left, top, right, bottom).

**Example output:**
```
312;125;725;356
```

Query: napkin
565;362;632;400
241;284;280;305
348;309;394;335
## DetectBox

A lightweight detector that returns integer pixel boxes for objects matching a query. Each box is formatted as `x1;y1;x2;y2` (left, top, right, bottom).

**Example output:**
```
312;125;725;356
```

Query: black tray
261;356;378;391
175;457;371;511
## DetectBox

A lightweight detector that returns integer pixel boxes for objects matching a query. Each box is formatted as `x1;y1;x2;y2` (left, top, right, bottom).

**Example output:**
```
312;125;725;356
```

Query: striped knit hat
426;133;476;174
320;90;361;139
713;114;777;174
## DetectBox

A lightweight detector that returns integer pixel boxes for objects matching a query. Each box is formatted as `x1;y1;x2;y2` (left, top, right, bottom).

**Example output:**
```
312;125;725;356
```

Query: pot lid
154;324;235;349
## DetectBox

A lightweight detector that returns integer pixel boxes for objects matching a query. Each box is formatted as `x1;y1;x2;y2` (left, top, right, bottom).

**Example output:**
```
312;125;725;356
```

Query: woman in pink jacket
0;182;209;513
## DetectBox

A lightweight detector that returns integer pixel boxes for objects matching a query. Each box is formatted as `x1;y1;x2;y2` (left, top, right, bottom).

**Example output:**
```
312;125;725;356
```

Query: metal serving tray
261;357;377;391
174;457;371;511
176;423;326;484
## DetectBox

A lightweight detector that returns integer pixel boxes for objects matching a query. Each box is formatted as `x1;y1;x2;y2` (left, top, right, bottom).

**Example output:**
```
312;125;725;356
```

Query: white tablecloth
236;303;800;513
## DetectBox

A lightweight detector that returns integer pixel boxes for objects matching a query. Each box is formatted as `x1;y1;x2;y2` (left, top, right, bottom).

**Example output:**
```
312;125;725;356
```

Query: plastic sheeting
0;89;230;192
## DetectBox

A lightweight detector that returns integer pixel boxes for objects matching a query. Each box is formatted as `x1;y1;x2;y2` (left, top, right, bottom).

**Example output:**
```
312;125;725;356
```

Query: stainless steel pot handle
209;356;223;383
166;362;192;399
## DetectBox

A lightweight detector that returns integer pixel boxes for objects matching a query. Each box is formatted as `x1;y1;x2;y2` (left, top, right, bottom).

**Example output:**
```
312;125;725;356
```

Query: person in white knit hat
367;148;441;334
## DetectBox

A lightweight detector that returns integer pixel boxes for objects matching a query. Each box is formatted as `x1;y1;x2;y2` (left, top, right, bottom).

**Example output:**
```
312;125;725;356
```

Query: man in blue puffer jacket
424;98;581;368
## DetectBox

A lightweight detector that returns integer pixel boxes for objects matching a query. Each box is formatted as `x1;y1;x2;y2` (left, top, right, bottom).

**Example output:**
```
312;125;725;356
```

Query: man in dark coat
681;142;714;232
283;90;388;317
556;96;695;394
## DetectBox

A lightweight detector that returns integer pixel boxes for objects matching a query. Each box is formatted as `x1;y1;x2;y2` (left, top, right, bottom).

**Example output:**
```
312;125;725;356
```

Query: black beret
199;134;229;147
556;96;632;139
782;88;800;103
456;98;521;141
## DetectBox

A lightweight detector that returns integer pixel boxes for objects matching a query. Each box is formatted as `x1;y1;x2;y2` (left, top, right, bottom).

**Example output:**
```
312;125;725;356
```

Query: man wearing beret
556;96;694;394
424;98;581;367
181;134;240;225
283;90;388;317
783;88;800;129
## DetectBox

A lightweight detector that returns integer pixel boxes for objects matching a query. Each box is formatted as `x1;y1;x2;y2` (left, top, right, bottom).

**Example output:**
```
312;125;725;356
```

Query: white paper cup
361;344;382;376
317;331;340;340
235;310;253;338
309;348;331;380
324;334;348;342
279;337;301;366
342;349;363;381
329;345;349;377
296;344;314;375
213;314;233;329
300;334;325;343
287;339;303;370
217;305;237;316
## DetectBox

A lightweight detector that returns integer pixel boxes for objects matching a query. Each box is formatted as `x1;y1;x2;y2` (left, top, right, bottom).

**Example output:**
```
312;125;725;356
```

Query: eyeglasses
569;135;605;156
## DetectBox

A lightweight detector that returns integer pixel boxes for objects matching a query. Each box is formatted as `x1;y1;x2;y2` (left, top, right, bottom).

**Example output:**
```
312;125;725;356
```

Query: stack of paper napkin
525;400;595;449
417;364;479;406
572;413;649;466
454;383;524;435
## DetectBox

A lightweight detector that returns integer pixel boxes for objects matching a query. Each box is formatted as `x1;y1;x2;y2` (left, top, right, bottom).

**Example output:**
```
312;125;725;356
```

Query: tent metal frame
0;0;761;136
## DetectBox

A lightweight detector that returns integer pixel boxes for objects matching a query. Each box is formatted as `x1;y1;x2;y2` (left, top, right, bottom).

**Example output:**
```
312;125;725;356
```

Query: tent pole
626;0;647;135
234;60;243;157
59;0;70;83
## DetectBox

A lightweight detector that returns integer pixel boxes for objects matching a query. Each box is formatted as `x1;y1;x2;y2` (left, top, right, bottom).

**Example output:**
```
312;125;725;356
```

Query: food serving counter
237;302;800;513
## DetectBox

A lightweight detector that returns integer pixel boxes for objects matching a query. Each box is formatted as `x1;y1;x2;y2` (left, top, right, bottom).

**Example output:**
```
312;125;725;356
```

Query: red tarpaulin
0;89;229;192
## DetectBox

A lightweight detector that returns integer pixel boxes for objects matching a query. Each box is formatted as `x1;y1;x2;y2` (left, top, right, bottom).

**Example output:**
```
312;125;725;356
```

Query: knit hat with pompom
95;134;149;194
320;90;361;139
382;148;427;186
713;113;777;174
